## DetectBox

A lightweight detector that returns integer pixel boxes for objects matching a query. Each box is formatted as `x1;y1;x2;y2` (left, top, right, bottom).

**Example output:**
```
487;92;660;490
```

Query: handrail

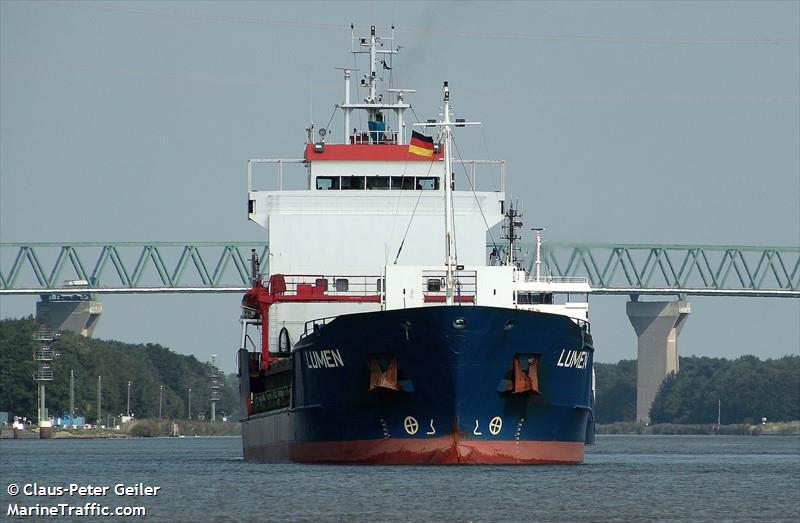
523;276;589;284
302;316;338;337
245;158;504;193
33;349;55;361
453;159;505;193
277;274;382;296
247;159;305;192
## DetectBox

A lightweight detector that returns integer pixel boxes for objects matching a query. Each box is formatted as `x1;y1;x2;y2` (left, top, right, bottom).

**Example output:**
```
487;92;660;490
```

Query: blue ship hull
241;306;594;464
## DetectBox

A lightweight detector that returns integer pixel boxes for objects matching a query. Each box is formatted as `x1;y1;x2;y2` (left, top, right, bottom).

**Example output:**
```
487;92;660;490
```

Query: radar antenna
339;25;413;144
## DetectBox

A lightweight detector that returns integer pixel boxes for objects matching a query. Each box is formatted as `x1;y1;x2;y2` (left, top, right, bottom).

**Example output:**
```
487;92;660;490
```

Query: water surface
1;435;798;522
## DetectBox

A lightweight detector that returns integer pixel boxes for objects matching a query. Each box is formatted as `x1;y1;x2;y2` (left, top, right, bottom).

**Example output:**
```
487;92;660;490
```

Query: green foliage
0;317;38;420
649;355;800;424
6;317;796;428
596;422;769;435
594;355;799;424
122;419;241;437
126;419;166;437
594;360;637;423
595;421;646;434
0;318;239;422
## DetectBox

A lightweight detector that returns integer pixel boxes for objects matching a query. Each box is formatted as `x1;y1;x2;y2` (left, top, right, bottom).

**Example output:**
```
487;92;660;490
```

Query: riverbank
125;419;241;437
1;419;241;439
597;420;800;436
7;420;798;439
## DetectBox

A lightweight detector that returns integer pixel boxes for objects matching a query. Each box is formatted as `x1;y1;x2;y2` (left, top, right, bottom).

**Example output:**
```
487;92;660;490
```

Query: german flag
408;130;435;157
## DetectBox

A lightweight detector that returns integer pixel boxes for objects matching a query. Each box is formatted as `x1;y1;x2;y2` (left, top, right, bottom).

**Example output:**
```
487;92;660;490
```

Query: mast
343;68;351;139
414;82;480;305
367;26;378;106
502;203;523;267
442;82;456;305
69;369;75;417
96;375;101;425
340;25;411;144
533;227;545;281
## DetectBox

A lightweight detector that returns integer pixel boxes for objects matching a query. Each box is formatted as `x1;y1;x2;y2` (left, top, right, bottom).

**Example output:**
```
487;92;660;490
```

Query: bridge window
341;176;365;190
517;292;553;304
416;177;440;190
316;177;339;190
315;176;439;191
366;176;390;190
391;176;415;190
567;293;588;303
334;278;349;292
427;278;442;292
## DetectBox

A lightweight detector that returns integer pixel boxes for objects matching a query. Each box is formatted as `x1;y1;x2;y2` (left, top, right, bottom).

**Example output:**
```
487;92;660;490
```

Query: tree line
3;317;797;425
0;318;238;422
595;354;800;424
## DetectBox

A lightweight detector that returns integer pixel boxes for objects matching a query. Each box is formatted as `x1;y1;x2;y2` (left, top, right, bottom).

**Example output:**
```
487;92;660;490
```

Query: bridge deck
1;242;797;297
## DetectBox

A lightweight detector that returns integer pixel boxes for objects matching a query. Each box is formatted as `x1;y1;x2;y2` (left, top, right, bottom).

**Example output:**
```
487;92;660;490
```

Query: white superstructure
243;26;590;351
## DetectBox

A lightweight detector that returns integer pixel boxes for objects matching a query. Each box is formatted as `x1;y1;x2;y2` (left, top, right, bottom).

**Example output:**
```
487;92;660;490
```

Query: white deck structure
242;25;590;351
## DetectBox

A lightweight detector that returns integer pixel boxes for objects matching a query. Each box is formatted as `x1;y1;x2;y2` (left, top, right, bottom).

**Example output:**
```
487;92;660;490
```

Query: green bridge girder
532;243;799;297
0;242;798;297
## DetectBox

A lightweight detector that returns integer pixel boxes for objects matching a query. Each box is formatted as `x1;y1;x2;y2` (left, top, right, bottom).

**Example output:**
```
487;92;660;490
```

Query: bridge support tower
626;299;691;423
36;281;102;337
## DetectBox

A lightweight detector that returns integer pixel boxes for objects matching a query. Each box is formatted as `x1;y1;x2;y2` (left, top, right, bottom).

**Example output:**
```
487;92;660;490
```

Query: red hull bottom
244;437;584;464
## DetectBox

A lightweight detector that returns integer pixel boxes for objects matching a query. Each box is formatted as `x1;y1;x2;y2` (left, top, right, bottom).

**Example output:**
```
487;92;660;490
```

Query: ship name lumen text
304;349;345;369
556;350;589;369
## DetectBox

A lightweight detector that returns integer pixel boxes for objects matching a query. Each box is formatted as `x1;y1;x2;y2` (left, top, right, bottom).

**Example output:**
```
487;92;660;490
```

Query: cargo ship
236;26;595;464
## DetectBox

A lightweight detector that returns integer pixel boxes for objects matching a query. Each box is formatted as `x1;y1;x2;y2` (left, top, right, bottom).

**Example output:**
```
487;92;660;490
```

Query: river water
1;435;798;522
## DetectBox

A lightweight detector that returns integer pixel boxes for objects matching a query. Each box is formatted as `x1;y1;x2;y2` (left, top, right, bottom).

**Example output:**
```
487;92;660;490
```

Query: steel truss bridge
0;242;798;298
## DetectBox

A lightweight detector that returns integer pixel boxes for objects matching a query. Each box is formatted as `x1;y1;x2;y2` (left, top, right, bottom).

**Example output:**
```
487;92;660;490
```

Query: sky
1;1;798;373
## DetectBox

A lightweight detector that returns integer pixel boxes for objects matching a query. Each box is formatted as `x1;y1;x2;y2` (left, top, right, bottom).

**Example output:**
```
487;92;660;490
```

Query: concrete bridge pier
36;296;102;337
626;299;691;423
